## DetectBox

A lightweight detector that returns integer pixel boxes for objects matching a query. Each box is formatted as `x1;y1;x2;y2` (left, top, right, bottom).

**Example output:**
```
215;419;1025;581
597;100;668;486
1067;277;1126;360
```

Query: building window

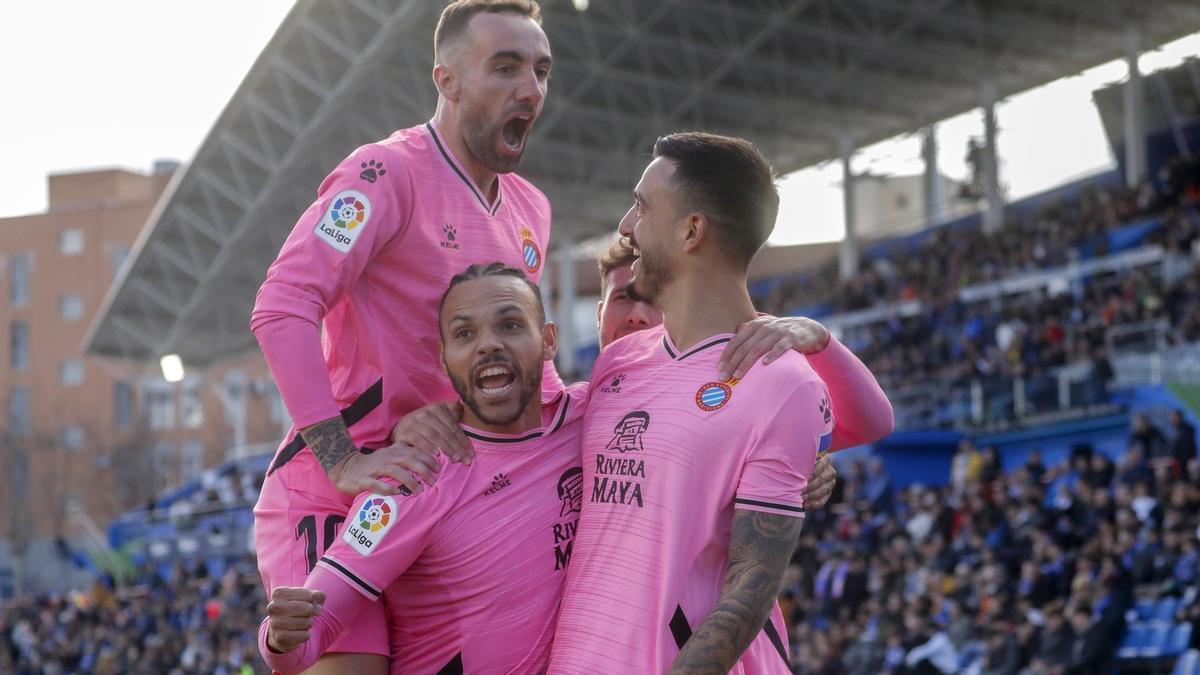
180;379;203;429
147;384;175;430
181;440;203;481
64;494;85;515
111;245;130;281
60;229;85;255
60;425;85;451
153;441;177;485
9;253;30;307
59;293;84;320
114;381;134;428
59;359;84;386
8;386;30;436
10;321;29;371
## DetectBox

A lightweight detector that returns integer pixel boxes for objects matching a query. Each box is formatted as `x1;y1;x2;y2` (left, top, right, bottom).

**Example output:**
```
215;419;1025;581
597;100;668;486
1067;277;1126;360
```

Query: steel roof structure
85;0;1200;365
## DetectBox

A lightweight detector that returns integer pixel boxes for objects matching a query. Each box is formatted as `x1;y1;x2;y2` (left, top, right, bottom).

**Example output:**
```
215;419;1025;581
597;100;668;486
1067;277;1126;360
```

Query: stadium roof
86;0;1200;365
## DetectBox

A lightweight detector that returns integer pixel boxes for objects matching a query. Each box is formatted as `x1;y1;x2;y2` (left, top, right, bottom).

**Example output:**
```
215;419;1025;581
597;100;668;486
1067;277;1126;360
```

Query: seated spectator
1031;601;1074;672
953;440;984;496
897;610;959;675
1116;445;1154;489
1023;450;1047;484
1063;605;1113;675
1130;413;1168;458
1169;409;1198;471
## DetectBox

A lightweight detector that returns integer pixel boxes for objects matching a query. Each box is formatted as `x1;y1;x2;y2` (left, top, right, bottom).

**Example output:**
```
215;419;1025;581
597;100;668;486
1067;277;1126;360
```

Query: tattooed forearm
299;416;358;476
668;510;803;675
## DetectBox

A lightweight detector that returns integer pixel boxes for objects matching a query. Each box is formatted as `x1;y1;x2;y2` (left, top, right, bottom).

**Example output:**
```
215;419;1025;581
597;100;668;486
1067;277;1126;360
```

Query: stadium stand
787;425;1200;675
752;154;1200;431
9;141;1200;671
0;556;268;674
9;148;1197;671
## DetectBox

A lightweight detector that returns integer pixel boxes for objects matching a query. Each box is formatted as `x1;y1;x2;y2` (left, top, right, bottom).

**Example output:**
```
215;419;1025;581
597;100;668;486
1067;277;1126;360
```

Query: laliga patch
343;494;395;555
314;189;372;252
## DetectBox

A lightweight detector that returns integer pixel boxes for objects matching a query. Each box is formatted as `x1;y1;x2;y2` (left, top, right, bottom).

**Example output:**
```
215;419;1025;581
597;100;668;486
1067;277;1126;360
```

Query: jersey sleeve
805;336;894;451
258;565;373;674
734;379;830;518
259;480;455;672
322;480;455;598
250;144;412;428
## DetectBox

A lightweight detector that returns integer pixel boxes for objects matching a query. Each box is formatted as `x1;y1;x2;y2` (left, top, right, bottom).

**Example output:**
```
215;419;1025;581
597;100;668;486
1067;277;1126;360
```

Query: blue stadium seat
1165;624;1194;660
1171;649;1199;675
1135;598;1158;621
1120;623;1153;660
1141;622;1173;659
1155;597;1182;622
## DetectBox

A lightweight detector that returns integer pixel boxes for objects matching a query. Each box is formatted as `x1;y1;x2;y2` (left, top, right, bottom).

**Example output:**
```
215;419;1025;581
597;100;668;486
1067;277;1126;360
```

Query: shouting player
551;133;841;673
259;261;885;673
249;2;558;672
261;264;585;673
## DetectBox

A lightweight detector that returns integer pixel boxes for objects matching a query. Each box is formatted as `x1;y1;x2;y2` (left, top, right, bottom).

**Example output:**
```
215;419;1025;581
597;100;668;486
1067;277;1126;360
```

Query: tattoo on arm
300;416;358;476
668;510;803;675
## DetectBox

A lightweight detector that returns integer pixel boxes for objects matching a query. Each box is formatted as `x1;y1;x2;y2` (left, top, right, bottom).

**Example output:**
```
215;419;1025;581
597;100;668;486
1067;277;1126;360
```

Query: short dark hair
438;262;546;334
652;132;779;268
596;237;638;295
435;0;542;62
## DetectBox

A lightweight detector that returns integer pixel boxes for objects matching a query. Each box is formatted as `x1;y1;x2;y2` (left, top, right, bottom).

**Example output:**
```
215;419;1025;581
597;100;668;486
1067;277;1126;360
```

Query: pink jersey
251;121;564;476
549;326;832;674
260;386;587;675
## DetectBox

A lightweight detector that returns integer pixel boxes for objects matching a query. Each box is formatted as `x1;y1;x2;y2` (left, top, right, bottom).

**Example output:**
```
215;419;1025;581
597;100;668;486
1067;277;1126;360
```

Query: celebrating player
595;236;892;451
258;260;878;673
249;2;558;672
260;264;585;673
551;133;842;673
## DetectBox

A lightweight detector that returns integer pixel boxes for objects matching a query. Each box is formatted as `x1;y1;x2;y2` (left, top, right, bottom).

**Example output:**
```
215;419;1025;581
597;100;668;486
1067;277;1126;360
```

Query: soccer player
260;263;585;674
550;133;840;673
257;263;863;674
249;2;558;671
595;236;893;450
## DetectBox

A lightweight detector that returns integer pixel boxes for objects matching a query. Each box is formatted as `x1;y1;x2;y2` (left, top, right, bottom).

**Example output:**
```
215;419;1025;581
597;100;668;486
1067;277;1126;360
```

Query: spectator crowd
757;156;1200;418
0;557;268;674
788;414;1200;675
3;152;1199;673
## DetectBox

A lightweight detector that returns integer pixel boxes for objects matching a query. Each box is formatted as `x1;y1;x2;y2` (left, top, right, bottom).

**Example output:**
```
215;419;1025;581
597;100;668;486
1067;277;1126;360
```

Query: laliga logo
357;496;392;532
331;195;366;229
315;190;372;253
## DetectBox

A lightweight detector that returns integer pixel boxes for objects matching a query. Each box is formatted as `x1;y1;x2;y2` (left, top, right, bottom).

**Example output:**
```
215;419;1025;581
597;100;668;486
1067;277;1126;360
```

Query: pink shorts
253;451;389;657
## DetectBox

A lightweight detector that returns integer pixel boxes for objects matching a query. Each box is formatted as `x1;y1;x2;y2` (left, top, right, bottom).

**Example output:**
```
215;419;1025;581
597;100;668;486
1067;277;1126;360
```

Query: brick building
0;166;280;591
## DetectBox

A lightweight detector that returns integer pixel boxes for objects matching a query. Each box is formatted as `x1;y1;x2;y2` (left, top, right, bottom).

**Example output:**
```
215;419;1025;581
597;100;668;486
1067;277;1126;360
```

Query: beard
446;354;542;426
459;102;527;175
629;245;673;303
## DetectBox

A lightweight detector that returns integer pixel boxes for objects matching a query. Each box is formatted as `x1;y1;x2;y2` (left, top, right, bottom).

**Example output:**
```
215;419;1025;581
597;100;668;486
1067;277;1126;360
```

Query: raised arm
667;510;803;674
259;573;372;674
719;315;893;450
251;144;419;495
259;480;448;672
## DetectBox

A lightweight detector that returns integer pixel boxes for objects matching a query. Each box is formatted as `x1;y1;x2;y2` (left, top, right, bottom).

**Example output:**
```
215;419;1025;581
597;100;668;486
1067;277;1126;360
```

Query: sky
2;2;1199;247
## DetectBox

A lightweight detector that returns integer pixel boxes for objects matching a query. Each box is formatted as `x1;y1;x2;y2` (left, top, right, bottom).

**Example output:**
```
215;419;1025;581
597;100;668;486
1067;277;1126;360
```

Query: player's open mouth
475;364;517;398
502;113;533;152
